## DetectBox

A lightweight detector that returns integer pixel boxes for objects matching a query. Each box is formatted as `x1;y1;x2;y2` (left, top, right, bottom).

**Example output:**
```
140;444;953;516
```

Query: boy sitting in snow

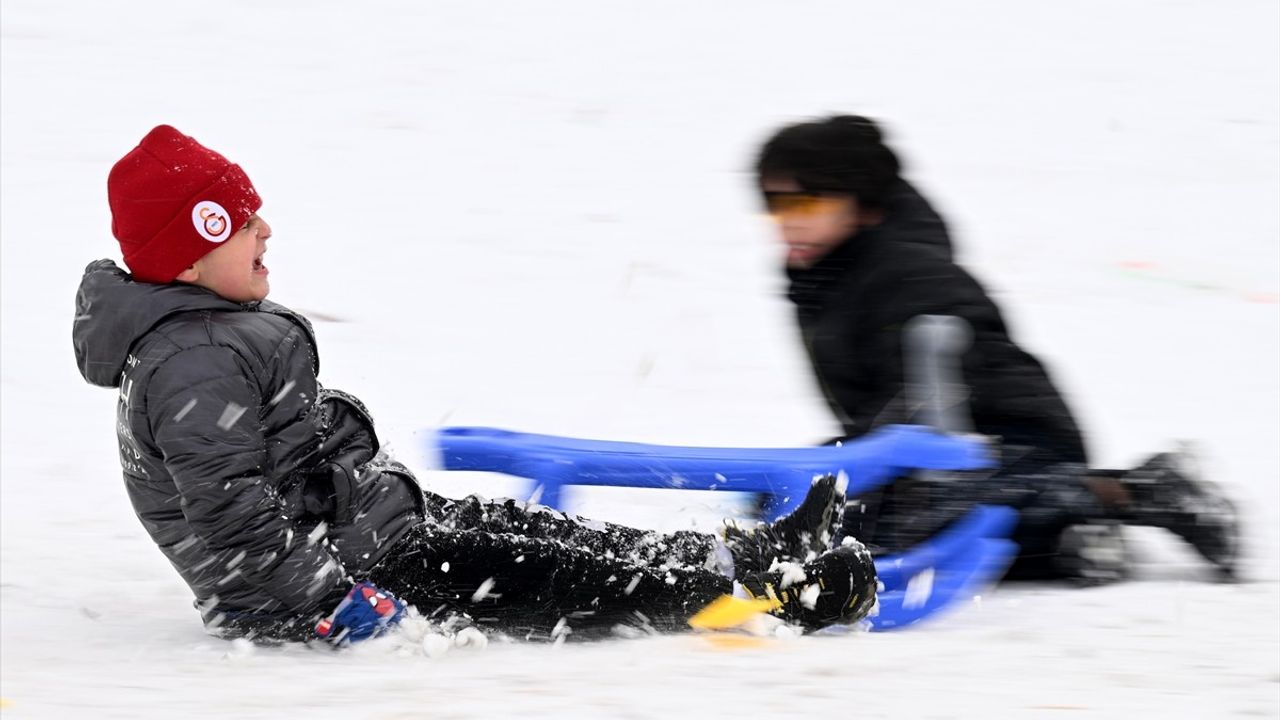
73;125;877;643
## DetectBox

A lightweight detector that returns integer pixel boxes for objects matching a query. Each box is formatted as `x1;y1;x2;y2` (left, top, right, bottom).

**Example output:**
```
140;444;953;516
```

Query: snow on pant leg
432;495;722;570
367;524;732;640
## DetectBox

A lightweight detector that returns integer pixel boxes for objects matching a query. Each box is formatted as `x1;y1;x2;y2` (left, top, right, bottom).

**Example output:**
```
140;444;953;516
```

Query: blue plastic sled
868;505;1018;631
431;424;995;520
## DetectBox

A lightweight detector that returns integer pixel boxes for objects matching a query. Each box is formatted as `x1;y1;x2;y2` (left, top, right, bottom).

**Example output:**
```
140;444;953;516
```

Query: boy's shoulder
143;300;319;375
74;260;320;389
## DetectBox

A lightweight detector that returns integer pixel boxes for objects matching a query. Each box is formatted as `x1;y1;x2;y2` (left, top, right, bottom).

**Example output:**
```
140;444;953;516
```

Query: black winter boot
738;539;877;631
723;474;846;577
1120;448;1239;577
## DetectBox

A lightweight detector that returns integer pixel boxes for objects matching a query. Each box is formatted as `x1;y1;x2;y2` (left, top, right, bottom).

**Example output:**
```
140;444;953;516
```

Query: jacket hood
877;180;953;260
73;259;249;388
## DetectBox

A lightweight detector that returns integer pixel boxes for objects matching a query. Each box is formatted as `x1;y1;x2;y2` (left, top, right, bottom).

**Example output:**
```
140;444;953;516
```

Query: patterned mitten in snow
315;582;406;644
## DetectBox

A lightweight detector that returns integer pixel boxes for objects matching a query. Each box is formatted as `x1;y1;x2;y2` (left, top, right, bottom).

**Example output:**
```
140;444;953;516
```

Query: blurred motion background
2;1;1277;717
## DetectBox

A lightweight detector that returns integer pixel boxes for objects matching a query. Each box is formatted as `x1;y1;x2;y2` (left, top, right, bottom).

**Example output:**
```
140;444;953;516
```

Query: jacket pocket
277;463;338;522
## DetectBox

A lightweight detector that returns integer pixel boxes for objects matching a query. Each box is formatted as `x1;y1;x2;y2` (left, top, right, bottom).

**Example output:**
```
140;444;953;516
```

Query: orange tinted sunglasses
763;191;846;217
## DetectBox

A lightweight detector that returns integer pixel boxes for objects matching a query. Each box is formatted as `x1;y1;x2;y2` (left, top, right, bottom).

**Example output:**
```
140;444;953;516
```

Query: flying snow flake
624;574;642;595
514;555;525;563
471;577;498;603
173;398;198;422
314;559;339;581
441;561;450;573
192;555;218;572
307;522;328;546
217;402;248;430
216;569;243;586
226;551;247;570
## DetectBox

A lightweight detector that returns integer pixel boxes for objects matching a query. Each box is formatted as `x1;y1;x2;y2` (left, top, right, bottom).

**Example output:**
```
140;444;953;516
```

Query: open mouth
252;253;267;273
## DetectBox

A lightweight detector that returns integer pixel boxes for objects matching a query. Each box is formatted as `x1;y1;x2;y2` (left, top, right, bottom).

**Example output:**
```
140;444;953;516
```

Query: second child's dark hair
755;115;902;209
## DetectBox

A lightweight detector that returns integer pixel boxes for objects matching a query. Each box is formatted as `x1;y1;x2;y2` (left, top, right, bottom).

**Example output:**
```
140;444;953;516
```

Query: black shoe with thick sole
1122;447;1240;577
739;539;877;631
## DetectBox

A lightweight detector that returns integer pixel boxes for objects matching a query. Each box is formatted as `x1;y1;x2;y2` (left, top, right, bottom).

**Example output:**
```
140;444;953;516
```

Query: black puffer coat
786;182;1088;463
73;260;424;635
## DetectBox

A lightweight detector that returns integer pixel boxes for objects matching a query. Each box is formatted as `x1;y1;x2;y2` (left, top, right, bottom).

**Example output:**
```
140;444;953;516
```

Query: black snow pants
367;492;734;640
842;441;1110;580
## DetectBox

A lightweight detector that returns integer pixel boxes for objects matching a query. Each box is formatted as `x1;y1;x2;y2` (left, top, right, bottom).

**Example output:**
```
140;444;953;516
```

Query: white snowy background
2;1;1278;718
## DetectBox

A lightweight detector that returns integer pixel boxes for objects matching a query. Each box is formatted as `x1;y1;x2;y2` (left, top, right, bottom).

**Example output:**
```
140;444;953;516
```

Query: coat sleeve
850;261;998;435
147;345;349;614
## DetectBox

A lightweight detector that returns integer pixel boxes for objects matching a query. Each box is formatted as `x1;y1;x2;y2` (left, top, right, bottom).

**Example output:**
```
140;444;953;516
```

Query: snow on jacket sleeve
147;345;348;615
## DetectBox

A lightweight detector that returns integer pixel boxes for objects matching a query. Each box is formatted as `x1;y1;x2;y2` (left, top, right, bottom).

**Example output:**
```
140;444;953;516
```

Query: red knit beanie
108;125;263;283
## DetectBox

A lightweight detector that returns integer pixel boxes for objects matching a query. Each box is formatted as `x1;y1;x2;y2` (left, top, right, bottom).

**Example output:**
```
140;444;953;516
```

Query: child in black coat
755;114;1239;582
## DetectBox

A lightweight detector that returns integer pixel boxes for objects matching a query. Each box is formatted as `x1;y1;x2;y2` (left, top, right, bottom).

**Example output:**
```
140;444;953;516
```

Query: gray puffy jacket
73;260;424;637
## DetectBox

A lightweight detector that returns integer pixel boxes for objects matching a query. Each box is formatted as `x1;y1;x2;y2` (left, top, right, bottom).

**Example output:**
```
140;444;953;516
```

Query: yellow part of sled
688;594;781;630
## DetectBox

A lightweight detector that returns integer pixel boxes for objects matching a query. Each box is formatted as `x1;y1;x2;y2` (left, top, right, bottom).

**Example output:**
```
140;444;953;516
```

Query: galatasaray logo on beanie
108;125;262;283
192;201;232;243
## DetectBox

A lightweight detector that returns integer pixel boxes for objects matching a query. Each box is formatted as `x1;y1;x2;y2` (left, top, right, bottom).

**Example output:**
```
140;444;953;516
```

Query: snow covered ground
2;1;1278;717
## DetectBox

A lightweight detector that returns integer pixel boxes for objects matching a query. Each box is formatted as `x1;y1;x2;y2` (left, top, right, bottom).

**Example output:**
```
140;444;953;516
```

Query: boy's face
761;177;861;269
177;214;272;302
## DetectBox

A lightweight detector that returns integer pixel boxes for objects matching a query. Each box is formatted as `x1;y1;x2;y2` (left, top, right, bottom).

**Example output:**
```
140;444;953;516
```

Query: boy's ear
175;265;200;283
